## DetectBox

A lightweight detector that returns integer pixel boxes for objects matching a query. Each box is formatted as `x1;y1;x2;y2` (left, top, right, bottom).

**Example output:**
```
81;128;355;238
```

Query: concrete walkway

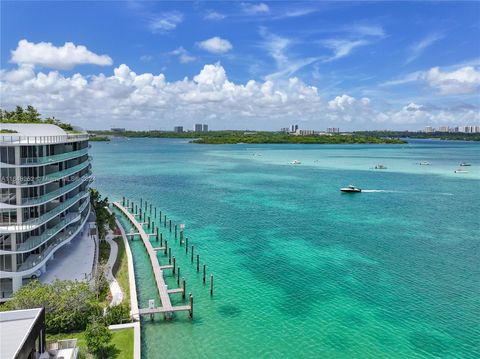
105;232;124;306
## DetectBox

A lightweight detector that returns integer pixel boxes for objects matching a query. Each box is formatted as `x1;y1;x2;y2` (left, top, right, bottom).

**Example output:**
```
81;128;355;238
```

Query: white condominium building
0;124;92;301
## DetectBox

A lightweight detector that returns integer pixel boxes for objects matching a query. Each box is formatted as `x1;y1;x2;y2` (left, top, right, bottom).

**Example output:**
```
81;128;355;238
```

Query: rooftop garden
0;105;76;132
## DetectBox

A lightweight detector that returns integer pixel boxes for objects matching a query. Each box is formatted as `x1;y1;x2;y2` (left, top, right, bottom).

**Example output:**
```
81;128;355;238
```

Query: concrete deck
40;221;96;283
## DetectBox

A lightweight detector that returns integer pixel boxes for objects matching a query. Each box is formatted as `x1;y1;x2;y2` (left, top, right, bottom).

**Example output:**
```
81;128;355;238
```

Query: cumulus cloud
1;62;478;130
10;39;113;70
197;37;233;54
148;11;183;32
242;2;269;15
424;66;480;95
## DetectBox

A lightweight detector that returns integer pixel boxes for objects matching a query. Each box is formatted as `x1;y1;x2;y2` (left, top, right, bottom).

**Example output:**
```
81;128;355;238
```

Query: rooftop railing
0;134;89;146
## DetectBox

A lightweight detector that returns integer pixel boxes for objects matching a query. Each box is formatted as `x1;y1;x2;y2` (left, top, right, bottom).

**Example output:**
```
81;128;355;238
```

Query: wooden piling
175;225;177;239
164;215;166;228
191;245;194;263
196;254;199;272
210;274;214;296
156;227;159;241
177;267;180;285
159;211;162;222
180;230;183;246
186;238;189;253
203;264;206;283
169;219;172;232
154;207;157;217
164;240;167;255
150;203;152;213
189;294;193;319
140;198;142;207
160;233;163;245
172;256;176;275
122;196;125;206
168;248;172;264
182;278;186;299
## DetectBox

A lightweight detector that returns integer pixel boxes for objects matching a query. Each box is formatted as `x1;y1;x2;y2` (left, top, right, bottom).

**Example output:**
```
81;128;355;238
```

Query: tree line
0;105;74;131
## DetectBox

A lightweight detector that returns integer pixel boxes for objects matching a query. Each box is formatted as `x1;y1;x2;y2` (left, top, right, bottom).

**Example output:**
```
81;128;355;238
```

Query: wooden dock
113;202;192;319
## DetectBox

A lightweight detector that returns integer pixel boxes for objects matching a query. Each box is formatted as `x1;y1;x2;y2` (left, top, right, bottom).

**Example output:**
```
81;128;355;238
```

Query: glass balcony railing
19;148;88;165
16;212;81;252
0;190;89;232
0;133;89;145
20;172;91;206
12;160;91;187
17;209;90;272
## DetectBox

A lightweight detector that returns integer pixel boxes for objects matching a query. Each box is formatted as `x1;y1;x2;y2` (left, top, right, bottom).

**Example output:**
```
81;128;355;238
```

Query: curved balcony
1;197;89;254
0;160;91;188
0;190;89;233
0;172;92;209
0;207;90;275
0;213;81;254
1;148;89;167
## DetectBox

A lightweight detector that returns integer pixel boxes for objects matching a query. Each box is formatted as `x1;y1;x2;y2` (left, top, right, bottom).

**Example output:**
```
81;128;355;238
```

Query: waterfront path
105;232;124;306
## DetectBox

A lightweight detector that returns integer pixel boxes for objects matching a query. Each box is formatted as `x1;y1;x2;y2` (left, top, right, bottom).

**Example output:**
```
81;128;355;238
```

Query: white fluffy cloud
197;37;233;54
170;47;196;64
0;62;478;130
10;40;113;70
424;66;480;95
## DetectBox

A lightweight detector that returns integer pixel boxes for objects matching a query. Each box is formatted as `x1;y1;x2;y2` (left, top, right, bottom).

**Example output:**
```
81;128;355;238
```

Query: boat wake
361;189;454;196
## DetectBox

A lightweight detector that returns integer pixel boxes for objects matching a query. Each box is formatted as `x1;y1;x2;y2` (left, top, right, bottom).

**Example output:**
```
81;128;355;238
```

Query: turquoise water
91;139;480;359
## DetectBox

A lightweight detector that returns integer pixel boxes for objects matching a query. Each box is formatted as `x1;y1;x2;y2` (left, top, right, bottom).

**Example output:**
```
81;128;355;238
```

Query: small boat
374;164;387;169
340;185;362;193
290;160;301;165
454;169;468;173
460;162;471;166
419;161;430;165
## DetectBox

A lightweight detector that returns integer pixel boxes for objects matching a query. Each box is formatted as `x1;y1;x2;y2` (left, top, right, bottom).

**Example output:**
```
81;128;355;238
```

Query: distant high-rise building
438;126;449;132
173;126;183;133
280;127;290;133
291;124;298;132
327;127;340;133
424;126;434;133
194;124;203;132
202;124;208;132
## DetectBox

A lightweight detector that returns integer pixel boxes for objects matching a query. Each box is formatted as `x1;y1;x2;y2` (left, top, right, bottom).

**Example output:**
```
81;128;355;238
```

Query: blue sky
1;1;479;130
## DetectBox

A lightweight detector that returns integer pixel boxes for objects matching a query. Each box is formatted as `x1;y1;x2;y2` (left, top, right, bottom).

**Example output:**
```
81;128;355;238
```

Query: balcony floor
40;220;96;283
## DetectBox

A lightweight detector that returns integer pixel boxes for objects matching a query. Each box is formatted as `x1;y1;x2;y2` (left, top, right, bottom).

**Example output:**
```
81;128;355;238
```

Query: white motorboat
340;185;362;193
290;160;301;165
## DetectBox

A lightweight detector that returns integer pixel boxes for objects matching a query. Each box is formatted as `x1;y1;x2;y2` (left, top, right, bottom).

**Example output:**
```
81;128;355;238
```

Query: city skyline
1;1;479;130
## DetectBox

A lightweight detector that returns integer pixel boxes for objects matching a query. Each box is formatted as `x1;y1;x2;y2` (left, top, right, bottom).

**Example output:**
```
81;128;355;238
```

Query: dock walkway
113;202;191;318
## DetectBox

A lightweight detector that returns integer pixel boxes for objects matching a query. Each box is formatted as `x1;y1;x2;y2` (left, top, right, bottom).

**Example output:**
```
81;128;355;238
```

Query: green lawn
113;237;131;308
47;328;134;359
111;328;134;358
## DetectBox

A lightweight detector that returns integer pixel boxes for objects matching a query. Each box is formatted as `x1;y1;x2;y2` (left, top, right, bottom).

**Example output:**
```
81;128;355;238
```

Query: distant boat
460;162;471;166
419;161;430;165
454;169;468;173
290;160;301;165
340;185;362;193
374;164;387;169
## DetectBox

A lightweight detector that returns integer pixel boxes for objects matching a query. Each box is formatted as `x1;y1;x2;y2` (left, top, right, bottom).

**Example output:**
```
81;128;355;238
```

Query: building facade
0;124;92;301
173;126;184;133
194;123;203;132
